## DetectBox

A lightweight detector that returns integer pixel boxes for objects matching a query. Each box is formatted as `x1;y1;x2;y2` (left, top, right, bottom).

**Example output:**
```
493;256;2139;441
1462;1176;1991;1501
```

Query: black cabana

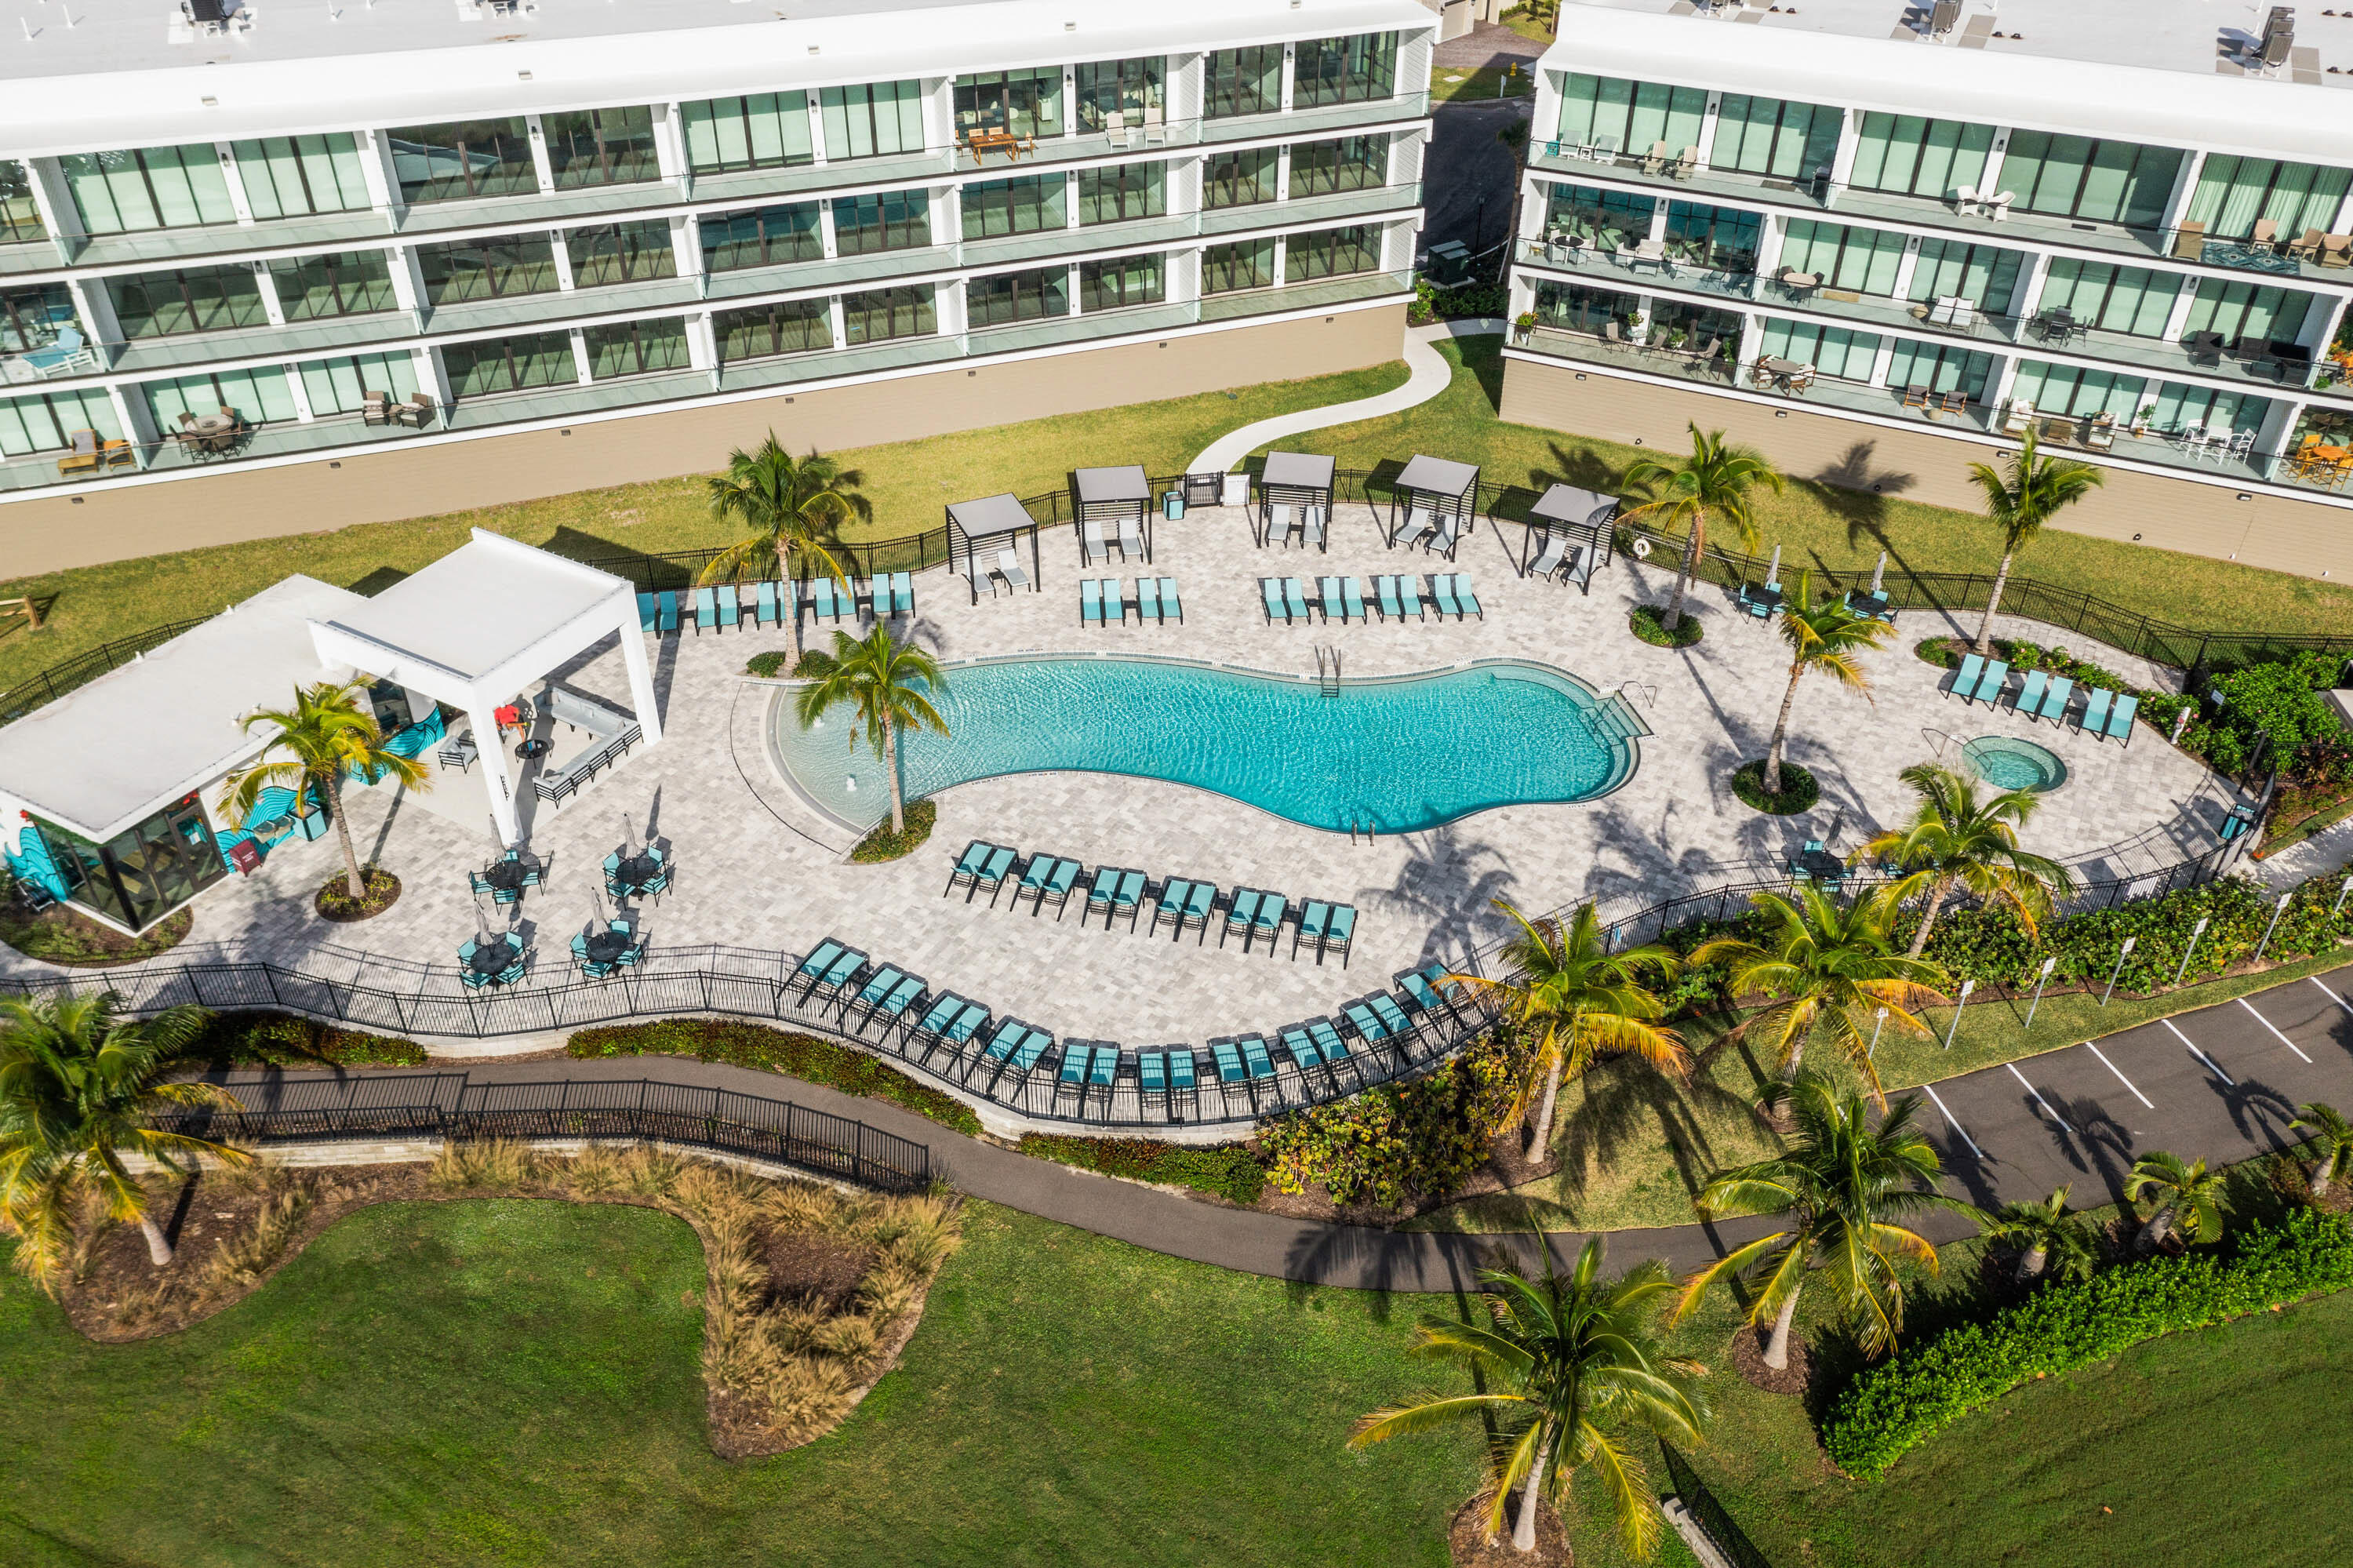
1071;464;1154;566
1255;450;1336;551
1384;454;1479;559
1517;484;1619;595
947;493;1045;602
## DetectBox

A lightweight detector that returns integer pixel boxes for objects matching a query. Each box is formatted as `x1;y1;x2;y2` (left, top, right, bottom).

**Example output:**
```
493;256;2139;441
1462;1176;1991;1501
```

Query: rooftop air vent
2263;4;2297;63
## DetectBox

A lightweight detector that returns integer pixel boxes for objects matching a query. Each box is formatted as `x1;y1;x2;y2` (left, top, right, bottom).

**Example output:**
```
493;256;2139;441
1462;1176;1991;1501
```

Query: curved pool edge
766;651;1649;839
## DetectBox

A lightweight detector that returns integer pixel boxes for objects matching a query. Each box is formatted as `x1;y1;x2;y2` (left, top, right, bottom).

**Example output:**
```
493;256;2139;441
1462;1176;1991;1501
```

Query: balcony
1201;93;1431;147
1198;181;1420;239
1514;323;1739;387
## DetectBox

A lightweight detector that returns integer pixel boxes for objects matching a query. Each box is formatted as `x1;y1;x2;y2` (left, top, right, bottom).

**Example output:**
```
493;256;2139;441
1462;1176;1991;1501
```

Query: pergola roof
947;492;1040;539
1529;484;1619;529
1073;465;1151;504
316;533;626;688
1260;451;1336;492
1392;454;1479;498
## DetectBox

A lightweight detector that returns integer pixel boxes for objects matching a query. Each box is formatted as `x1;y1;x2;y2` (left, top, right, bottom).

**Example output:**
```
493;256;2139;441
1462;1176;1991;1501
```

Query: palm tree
795;627;949;838
698;435;868;661
1864;762;2076;957
1965;429;2104;656
218;679;430;900
2123;1150;2226;1253
2290;1102;2353;1199
1759;573;1893;795
0;993;247;1285
1675;1069;1958;1369
1446;901;1686;1157
1348;1239;1707;1557
1691;886;1951;1099
1980;1184;2097;1283
1621;424;1784;634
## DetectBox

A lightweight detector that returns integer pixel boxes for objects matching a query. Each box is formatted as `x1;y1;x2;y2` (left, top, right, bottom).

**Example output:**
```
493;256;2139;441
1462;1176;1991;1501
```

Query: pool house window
963;175;1066;238
702;203;822;272
61;144;238;233
1289;136;1389;198
1075;57;1166;133
1710;94;1842;181
842;283;936;343
831;190;932;256
1078;162;1166;226
681;94;815;174
268;249;398;320
1755;319;1881;382
0;282;76;354
143;366;298;429
544;106;661;188
441;330;578;398
107;264;270;339
1294;33;1398;107
1205;148;1278;209
416;234;561;304
715;298;831;362
1847;115;1994;199
0;387;121;455
821;82;927;162
585;318;689;379
1284;224;1380;282
1543;183;1653;250
231;135;374;218
387;119;540;204
2187;155;2352;242
1999;133;2184;228
1;161;45;243
2035;259;2180;338
955;69;1064;142
568;220;676;287
1079;253;1163;311
967;265;1069;327
1554;75;1705;161
1907;238;2024;311
30;802;225;933
1203;238;1275;293
1205;46;1282;119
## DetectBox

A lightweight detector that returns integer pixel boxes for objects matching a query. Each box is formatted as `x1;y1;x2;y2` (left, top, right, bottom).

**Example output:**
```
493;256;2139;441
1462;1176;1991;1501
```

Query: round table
515;738;551;760
584;930;634;966
481;860;527;894
613;854;661;892
466;937;520;980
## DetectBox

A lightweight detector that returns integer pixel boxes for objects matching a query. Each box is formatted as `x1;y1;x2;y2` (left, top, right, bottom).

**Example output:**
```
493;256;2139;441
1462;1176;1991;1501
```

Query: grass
1431;65;1537;103
0;902;189;966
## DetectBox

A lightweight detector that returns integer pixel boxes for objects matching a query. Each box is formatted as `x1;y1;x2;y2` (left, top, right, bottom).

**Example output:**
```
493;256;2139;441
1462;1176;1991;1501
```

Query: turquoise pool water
770;656;1638;832
1962;735;2069;793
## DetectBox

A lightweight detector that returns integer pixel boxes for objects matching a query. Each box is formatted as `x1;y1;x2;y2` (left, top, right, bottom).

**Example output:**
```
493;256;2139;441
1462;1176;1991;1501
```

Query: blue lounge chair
1322;904;1356;966
1224;888;1261;947
717;588;740;631
1261;578;1287;624
1252;893;1286;951
794;940;846;995
1281;1026;1320;1068
1013;853;1062;909
1319;576;1344;621
1377;575;1402;620
693;587;720;634
1431;575;1462;620
982;1018;1026;1064
1240;1035;1276;1079
1295;900;1330;960
1088;1046;1117;1088
1344;1002;1388;1042
2081;686;2113;736
911;992;964;1046
1057;1039;1090;1085
1180;880;1215;940
872;974;925;1026
1283;578;1311;622
1082;578;1106;626
1151;878;1194;934
2038;676;2075;723
636;591;658;631
2105;693;2139;745
1369;994;1413;1038
1158;577;1180;624
946;839;992;896
972;845;1019;902
1400;965;1454;1016
1211;1040;1247;1082
1036;857;1081;916
946;1003;990;1046
1950;653;1984;700
813;577;846;623
2014;669;2049;717
813;946;866;999
1343;577;1368;622
1971;660;2011;705
754;580;779;626
890;572;915;616
1309;1018;1349;1061
848;965;904;1020
1453;576;1482;620
1169;1049;1197;1090
1140;1051;1167;1093
655;590;680;634
1086;864;1121;923
1399;576;1424;620
1111;870;1147;930
1135;577;1161;624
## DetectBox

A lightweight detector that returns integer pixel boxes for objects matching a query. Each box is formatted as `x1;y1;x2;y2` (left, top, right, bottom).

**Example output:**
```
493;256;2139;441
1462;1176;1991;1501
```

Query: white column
568;327;594;384
1867;337;1897;387
1827;108;1860;189
216;142;256;225
1752;214;1787;278
1271;235;1287;286
2298;295;2344;355
924;77;955;156
526;115;558;195
672;214;704;280
2160;151;2204;235
469;708;525;846
107;384;155;448
360;129;404;223
2009;250;2053;319
2162;271;2202;341
253;258;288;326
1169;53;1205;126
1988;352;2022;413
1978;130;2009;200
1280;42;1297;113
286;365;317;423
806;96;830;166
26;158;79;246
617;609;664;745
1275;144;1293;203
549;230;578;291
1733;311;1762;380
818;201;840;258
1065;169;1082;229
390;243;427;331
1646;204;1669;243
1889;235;1921;300
417;344;453;406
2331;185;2353;236
653;103;688;189
827;296;848;347
689;310;718;374
1697;92;1722;171
67;276;123;351
1060;67;1078;142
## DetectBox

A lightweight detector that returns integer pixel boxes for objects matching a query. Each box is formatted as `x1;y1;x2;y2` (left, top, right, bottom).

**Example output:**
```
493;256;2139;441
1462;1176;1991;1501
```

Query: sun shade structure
1256;450;1337;549
946;492;1046;602
1515;483;1620;594
307;530;660;846
1384;454;1480;559
1071;464;1155;565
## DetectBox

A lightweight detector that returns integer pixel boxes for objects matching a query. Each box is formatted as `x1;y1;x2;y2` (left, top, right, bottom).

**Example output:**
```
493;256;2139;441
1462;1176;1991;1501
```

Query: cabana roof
1391;454;1479;499
946;492;1040;539
1073;465;1151;505
1529;484;1619;529
1260;451;1337;493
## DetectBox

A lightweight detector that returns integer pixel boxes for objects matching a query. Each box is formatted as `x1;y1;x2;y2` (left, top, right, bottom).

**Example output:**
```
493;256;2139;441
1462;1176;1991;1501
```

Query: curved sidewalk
1184;317;1504;475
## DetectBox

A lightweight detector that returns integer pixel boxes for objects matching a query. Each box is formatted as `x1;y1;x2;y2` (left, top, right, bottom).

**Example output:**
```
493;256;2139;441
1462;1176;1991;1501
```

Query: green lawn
1431;64;1537;103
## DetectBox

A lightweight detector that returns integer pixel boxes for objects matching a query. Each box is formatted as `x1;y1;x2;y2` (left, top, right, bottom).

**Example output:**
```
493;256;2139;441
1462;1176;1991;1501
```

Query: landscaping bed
1730;759;1820;814
315;864;401;922
0;899;189;966
1630;602;1704;648
567;1018;984;1133
850;799;936;864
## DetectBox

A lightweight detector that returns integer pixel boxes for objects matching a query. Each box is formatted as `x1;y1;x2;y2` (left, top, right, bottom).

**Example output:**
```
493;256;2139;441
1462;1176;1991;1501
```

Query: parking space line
2311;977;2353;1017
2082;1040;2155;1108
1918;1082;1984;1160
2003;1061;2074;1133
2162;1017;2236;1086
2236;997;2315;1063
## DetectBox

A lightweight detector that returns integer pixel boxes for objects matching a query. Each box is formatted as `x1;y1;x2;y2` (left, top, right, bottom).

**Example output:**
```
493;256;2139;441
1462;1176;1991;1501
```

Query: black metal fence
155;1073;932;1192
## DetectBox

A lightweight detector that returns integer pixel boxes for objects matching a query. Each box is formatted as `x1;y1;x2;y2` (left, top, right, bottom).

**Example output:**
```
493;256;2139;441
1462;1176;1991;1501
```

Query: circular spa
1960;735;2070;794
770;656;1641;833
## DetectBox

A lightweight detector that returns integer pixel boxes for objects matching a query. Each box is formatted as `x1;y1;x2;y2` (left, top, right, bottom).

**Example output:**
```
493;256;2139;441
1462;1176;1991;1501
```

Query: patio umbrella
1767;544;1782;584
619;812;635;860
1871;551;1888;595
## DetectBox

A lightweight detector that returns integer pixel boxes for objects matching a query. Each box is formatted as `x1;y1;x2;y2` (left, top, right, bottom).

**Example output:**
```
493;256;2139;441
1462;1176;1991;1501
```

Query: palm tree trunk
1527;1054;1566;1157
326;772;365;899
1660;517;1704;632
1907;876;1954;958
2137;1201;2176;1253
1511;1430;1552;1553
139;1216;173;1266
2015;1243;2047;1283
1973;550;2016;656
1762;660;1803;794
883;719;905;837
2312;1163;2334;1199
1762;1287;1802;1370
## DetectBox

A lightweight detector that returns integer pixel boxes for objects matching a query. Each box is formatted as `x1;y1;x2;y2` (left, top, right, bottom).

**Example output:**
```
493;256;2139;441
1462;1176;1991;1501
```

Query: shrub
747;651;789;678
1730;759;1819;815
1257;1030;1528;1208
568;1019;982;1133
1017;1133;1266;1204
849;799;936;864
1824;1210;2353;1477
1631;603;1704;648
185;1010;426;1068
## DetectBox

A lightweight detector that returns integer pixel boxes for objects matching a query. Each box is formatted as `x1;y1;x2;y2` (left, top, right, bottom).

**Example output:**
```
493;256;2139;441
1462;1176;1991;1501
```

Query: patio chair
1671;146;1700;179
1087;1044;1118;1089
1300;505;1326;550
1319;577;1344;621
1431;575;1462;620
1296;900;1330;960
1135;577;1162;624
2014;668;2049;717
850;965;907;1020
1369;994;1413;1039
890;572;915;616
2104;692;2140;745
1281;1026;1322;1070
1283;578;1311;623
1950;653;1984;700
947;840;993;896
718;587;741;631
1267;501;1295;545
1641;140;1671;175
2038;676;2075;723
1223;888;1262;948
1395;506;1436;551
2080;686;2113;736
1180;879;1216;940
1308;1017;1349;1062
1398;576;1425;620
636;591;659;631
1082;578;1107;627
1167;1048;1197;1091
1322;904;1355;966
1971;660;2011;705
1082;518;1111;564
1118;515;1145;558
1736;581;1774;619
1343;577;1368;623
1376;575;1402;620
752;581;779;627
1400;963;1454;1017
1035;856;1082;916
971;844;1019;903
1240;1035;1277;1080
994;548;1030;591
1151;877;1195;935
1085;865;1122;925
1158;577;1180;624
691;587;719;634
1210;1039;1248;1082
1010;853;1061;911
945;1002;991;1047
1140;1050;1168;1094
1344;1002;1389;1044
654;590;680;634
1253;893;1286;953
909;992;965;1049
813;946;867;1001
781;579;799;628
1261;578;1288;624
1529;532;1568;580
1453;575;1483;620
1430;513;1463;556
495;955;526;985
1111;869;1147;930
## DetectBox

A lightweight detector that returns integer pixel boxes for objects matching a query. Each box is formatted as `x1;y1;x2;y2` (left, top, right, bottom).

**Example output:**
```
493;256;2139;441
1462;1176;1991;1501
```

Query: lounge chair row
637;576;913;636
1209;965;1471;1084
1260;574;1483;625
1947;654;2139;744
944;841;1358;963
1391;507;1465;555
1080;515;1148;564
1264;501;1329;550
1080;577;1185;625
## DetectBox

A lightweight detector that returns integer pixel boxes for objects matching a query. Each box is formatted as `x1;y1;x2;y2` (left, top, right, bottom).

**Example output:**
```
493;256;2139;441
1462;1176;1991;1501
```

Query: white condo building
1504;0;2353;578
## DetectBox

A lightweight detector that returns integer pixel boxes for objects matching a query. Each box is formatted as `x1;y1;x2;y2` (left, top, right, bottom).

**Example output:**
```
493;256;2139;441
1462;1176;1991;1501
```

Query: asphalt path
197;961;2353;1291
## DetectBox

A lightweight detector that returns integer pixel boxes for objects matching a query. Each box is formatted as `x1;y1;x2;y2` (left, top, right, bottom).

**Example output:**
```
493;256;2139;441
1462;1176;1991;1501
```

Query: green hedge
567;1019;982;1134
1017;1133;1266;1204
1257;1030;1527;1208
186;1010;427;1068
1824;1210;2353;1478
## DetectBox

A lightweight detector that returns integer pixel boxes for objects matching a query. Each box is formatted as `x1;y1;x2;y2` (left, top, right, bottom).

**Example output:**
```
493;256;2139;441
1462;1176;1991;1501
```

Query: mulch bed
1730;1322;1813;1395
0;902;191;967
1450;1492;1572;1567
764;1231;876;1312
315;865;402;922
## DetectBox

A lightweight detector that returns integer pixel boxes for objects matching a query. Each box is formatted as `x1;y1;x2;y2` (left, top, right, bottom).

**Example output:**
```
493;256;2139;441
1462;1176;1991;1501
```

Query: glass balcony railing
1202;93;1431;147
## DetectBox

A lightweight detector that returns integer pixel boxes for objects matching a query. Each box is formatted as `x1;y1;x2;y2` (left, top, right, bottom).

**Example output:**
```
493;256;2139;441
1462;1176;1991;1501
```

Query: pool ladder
1315;645;1342;697
1347;809;1378;845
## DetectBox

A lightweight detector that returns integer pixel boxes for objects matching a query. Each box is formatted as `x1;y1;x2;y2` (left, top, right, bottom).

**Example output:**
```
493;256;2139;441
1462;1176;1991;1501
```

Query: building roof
311;532;628;687
947;492;1040;537
1393;454;1479;497
1261;451;1338;492
0;575;364;842
1545;1;2351;163
1073;465;1151;504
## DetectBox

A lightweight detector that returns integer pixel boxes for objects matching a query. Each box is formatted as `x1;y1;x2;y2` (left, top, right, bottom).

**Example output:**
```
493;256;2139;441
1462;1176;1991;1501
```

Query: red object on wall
227;839;263;875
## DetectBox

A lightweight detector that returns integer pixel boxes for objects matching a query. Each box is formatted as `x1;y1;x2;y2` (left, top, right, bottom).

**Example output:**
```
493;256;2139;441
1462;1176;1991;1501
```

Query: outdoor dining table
1747;582;1786;613
464;935;521;981
480;859;528;896
1796;849;1846;881
182;413;238;453
582;928;635;966
613;852;662;893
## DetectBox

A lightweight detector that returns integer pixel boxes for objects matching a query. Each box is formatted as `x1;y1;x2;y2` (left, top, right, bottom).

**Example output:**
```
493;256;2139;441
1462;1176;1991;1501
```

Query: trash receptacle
1163;490;1184;521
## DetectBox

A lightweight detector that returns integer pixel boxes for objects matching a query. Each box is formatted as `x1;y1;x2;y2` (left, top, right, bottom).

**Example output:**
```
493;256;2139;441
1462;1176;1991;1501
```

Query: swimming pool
769;655;1642;833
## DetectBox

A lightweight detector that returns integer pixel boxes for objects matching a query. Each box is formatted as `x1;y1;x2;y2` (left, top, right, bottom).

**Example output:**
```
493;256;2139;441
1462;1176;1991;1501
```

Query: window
1555;75;1706;162
269;250;398;321
387;119;538;204
822;82;926;162
682;93;815;174
1907;238;2024;311
1533;280;1640;333
962;175;1066;238
1779;220;1908;296
107;265;269;339
0;387;119;456
1646;299;1741;358
31;803;224;934
1885;340;1995;402
1;161;43;244
701;203;823;272
0;283;75;354
1285;224;1380;282
232;135;373;218
568;220;675;287
1075;57;1166;133
1662;202;1760;271
1078;162;1165;226
142;366;298;429
1206;46;1282;119
544;106;661;188
2008;360;2147;420
1709;95;1842;181
2188;155;2352;242
955;69;1064;141
968;265;1069;328
2000;133;2183;227
2148;382;2271;436
716;299;831;362
1079;253;1164;311
1755;319;1880;380
1203;238;1275;294
831;190;932;256
1849;115;1994;199
61;144;238;233
416;234;560;304
1204;148;1278;209
586;318;690;379
1541;183;1654;250
842;284;936;344
299;351;420;415
1290;136;1389;198
2182;278;2317;347
2036;259;2180;338
442;331;577;398
1296;33;1398;107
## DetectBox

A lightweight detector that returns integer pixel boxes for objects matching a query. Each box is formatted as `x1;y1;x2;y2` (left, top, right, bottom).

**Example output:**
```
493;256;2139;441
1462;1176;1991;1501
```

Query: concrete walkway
1185;318;1504;474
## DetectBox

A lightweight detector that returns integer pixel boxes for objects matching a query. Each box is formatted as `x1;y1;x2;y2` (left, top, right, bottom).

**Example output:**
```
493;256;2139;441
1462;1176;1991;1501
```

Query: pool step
1314;645;1342;697
1595;692;1654;742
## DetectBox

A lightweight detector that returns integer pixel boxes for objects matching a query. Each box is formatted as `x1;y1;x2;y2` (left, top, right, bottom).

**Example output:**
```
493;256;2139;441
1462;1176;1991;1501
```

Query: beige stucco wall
1500;354;2353;584
4;305;1408;577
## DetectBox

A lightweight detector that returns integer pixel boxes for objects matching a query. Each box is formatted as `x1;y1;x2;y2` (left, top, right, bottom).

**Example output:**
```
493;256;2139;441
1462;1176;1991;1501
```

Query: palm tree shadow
1362;827;1521;963
1795;441;1915;560
1551;1034;1760;1218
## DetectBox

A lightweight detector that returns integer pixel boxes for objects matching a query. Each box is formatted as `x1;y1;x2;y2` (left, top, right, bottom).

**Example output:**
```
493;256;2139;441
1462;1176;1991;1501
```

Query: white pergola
307;531;660;846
